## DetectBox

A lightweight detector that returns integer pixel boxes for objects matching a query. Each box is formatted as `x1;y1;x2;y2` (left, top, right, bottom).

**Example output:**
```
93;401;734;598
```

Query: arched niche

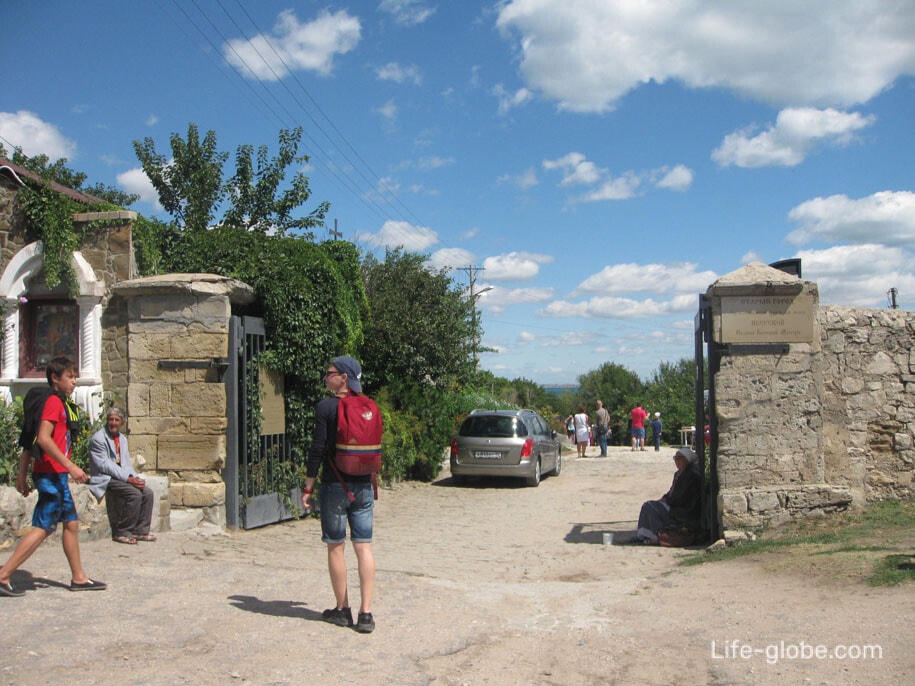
0;242;105;418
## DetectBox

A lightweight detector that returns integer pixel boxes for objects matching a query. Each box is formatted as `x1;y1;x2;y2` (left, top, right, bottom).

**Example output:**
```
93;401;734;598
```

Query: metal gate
695;295;721;542
223;315;300;529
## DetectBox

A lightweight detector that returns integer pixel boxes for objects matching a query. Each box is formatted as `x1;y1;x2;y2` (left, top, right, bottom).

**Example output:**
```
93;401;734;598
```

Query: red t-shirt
32;394;71;474
630;406;648;429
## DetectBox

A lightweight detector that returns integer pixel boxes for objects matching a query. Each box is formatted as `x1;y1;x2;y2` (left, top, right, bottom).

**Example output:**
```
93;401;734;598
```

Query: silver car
449;409;562;487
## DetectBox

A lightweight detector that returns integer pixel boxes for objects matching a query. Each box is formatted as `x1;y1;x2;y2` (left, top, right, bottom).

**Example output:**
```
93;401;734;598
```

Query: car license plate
474;451;501;459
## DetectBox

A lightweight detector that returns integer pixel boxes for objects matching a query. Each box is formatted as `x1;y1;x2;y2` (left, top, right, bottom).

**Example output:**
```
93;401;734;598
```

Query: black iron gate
695;295;721;542
224;315;300;529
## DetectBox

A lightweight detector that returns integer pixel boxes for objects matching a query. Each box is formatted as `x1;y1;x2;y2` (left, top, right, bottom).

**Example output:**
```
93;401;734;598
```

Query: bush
0;397;24;486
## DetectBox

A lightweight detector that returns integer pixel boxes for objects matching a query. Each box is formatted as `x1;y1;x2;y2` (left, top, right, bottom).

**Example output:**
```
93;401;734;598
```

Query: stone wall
112;275;255;526
711;263;915;536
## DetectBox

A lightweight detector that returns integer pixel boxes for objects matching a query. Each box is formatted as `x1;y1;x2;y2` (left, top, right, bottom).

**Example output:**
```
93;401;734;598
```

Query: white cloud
379;0;436;26
481;286;555;315
541;294;697;319
146;114;159;127
496;1;915;112
794;243;915;306
576;262;718;296
493;84;533;114
482;251;554;281
497;168;539;190
0;110;76;161
712;107;876;168
542;152;603;186
376;62;423;85
358;219;439;251
655;164;694;191
116;167;162;211
376;99;398;122
417;155;454;170
542;153;686;201
577;173;641;202
741;251;765;264
786;191;915;246
426;247;476;270
224;9;360;80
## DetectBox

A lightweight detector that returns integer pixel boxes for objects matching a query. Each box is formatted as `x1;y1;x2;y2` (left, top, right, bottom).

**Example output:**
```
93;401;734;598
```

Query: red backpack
330;393;383;500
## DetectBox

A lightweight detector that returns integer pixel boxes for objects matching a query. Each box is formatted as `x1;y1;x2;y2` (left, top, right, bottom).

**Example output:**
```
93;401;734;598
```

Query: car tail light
520;438;533;457
450;439;458;457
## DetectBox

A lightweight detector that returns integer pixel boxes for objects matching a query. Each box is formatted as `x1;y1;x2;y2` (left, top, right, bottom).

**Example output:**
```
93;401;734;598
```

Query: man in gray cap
302;356;377;633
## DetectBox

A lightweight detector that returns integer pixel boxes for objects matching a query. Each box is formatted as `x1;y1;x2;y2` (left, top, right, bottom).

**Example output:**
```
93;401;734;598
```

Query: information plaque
719;294;813;343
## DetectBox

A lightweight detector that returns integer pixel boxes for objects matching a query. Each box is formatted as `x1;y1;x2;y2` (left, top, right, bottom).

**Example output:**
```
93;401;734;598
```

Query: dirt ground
0;444;912;685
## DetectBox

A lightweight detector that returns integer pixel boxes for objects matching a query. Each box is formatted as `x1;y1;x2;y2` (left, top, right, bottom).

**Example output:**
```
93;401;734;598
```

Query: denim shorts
319;480;374;544
32;472;79;532
633;427;646;439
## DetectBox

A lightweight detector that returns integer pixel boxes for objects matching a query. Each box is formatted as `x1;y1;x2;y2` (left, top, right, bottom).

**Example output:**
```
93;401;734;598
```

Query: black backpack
17;387;81;453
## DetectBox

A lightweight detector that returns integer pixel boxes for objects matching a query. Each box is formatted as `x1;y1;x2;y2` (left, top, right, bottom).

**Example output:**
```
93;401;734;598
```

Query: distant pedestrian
573;406;590;457
650;412;663;451
630;402;648;451
594;400;610;457
565;412;575;442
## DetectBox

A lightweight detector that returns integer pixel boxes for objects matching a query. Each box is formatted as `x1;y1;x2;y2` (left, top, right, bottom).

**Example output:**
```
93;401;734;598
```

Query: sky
3;1;915;385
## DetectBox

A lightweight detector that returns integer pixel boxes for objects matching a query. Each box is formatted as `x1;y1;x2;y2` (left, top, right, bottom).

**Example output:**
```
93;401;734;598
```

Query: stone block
127;383;150;417
170;481;226;507
158;434;226;470
169;332;228;359
718;490;748;514
747;490;781;513
191;416;229;434
167;383;226;418
128;334;172;360
169;507;204;531
129;416;190;435
126;435;158;468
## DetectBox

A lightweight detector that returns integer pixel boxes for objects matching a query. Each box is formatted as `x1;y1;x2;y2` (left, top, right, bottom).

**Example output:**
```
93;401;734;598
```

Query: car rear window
459;415;528;438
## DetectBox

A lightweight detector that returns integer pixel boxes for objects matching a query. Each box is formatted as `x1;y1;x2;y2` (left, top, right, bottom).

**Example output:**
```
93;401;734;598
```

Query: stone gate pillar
111;274;255;527
707;263;851;535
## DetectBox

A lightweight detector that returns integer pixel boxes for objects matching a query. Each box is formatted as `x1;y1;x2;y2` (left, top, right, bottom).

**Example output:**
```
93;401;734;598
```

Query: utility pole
328;218;343;240
459;266;492;370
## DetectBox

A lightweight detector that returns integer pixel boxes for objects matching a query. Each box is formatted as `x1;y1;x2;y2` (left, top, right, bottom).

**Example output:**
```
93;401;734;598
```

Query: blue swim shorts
32;472;79;532
319;480;374;544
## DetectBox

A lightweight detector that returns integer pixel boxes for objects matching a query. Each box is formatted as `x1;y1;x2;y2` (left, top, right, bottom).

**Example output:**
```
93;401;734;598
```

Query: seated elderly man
633;447;702;545
88;408;156;545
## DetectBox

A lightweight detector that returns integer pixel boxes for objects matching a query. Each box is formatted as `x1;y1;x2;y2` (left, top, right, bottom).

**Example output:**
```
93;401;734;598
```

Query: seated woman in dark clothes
634;447;702;545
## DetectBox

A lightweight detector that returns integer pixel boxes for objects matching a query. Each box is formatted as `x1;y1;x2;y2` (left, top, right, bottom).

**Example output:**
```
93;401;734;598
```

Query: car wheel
525;458;541;487
550;451;562;477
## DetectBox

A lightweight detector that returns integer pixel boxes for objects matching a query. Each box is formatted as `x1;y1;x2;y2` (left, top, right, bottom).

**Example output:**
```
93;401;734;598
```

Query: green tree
133;123;228;233
642;357;700;445
361;249;475;391
223;128;328;237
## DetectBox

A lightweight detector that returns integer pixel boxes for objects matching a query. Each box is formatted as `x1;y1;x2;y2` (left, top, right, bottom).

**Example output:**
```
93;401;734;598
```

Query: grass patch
679;497;915;587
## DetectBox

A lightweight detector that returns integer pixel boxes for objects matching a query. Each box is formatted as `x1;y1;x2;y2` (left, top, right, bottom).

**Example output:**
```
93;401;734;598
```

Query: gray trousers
106;479;154;538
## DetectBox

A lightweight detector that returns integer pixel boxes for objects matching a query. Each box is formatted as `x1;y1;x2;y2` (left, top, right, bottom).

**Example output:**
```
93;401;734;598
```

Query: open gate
223;315;301;529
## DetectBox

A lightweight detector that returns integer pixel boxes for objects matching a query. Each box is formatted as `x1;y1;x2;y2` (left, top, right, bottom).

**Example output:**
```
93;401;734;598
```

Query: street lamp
470;285;493;370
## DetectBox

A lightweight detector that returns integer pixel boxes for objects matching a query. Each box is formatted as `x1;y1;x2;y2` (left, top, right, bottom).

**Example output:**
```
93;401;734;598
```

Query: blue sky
3;1;915;384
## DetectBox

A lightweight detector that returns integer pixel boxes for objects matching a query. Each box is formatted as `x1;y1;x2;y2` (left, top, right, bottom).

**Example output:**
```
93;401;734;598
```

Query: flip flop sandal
113;535;137;545
70;579;107;592
0;581;25;597
134;534;157;542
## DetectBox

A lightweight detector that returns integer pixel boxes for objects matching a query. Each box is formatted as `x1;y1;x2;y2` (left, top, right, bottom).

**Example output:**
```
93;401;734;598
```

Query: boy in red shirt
0;356;106;596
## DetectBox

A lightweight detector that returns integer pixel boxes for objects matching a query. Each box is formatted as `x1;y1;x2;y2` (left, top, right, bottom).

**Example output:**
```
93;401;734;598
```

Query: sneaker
322;606;353;627
354;611;375;633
